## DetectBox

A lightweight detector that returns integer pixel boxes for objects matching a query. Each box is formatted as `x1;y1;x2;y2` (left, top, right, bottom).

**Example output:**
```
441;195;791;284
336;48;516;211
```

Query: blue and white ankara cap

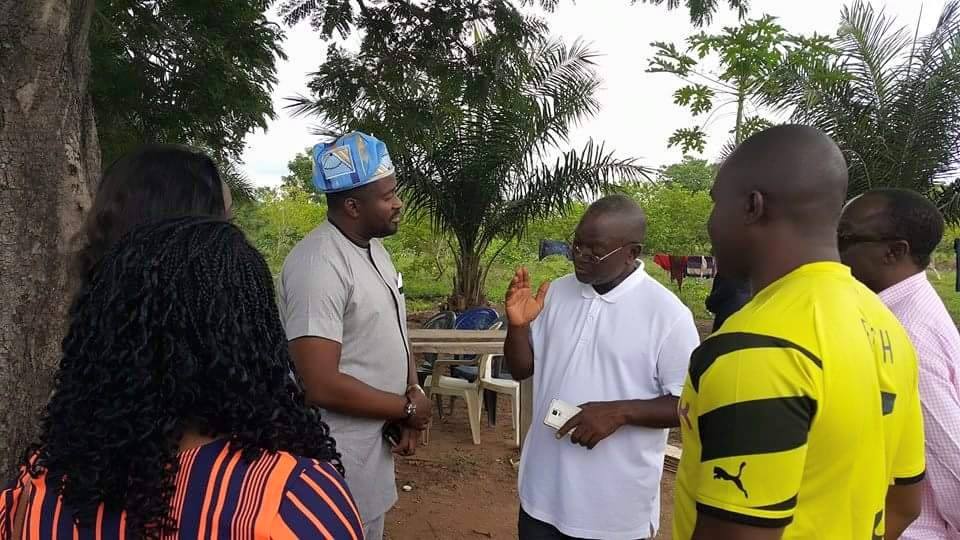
311;131;396;194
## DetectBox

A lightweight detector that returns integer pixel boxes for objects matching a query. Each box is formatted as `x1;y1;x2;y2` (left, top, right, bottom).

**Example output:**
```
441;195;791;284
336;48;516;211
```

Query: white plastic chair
422;358;482;445
477;354;521;448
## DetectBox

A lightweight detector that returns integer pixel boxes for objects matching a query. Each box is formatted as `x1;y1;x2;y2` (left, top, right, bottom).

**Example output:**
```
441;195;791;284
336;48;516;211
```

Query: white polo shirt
519;262;699;539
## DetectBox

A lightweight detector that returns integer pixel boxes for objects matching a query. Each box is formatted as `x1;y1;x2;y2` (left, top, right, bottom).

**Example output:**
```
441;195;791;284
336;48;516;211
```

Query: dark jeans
518;508;647;540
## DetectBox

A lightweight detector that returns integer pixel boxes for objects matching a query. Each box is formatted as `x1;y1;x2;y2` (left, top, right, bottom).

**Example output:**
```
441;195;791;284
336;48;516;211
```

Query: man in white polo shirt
504;195;700;540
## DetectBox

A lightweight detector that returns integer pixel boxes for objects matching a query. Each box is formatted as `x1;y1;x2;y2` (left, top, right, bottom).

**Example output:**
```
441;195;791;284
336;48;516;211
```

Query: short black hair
75;144;227;279
326;189;350;209
585;194;646;222
869;188;945;268
582;194;647;243
326;183;375;211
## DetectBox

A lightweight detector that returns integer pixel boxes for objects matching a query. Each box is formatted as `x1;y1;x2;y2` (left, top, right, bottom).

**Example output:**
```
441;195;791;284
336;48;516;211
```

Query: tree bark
0;0;98;477
450;250;486;310
734;88;746;144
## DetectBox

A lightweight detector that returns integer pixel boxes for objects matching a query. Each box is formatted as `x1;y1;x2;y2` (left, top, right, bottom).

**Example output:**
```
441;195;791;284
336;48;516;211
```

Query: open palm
505;267;550;326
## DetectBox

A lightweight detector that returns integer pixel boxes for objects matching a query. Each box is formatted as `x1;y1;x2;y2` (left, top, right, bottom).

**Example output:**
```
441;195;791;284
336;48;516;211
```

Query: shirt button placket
581;299;598;344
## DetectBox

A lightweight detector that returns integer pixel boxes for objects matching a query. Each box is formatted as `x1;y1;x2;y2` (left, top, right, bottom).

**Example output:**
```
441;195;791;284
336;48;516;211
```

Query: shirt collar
326;218;371;250
752;261;850;302
878;270;929;306
579;260;647;303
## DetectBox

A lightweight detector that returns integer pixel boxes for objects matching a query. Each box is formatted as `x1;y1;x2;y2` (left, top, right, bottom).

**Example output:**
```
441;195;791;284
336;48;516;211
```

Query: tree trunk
0;0;98;477
734;89;746;144
449;250;486;310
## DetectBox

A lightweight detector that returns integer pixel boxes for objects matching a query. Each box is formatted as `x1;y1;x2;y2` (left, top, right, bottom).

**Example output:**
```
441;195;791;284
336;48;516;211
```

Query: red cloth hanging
669;255;689;290
653;254;689;290
653;253;672;273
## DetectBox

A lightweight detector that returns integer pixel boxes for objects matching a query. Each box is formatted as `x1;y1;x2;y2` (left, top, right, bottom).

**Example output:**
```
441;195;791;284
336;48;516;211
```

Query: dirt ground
384;400;677;540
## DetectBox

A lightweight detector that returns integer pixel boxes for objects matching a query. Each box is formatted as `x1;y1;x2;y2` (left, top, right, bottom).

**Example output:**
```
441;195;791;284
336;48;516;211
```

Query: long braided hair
28;217;339;538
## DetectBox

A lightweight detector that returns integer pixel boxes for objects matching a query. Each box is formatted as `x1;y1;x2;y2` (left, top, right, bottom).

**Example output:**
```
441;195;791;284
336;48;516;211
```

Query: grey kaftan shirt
278;220;409;522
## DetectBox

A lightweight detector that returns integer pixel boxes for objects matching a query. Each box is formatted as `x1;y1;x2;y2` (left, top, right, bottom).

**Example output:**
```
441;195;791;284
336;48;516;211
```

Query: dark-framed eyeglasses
569;240;642;265
837;234;904;252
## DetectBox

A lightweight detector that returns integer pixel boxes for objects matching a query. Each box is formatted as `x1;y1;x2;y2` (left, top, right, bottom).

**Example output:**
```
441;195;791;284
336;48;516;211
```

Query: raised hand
505;267;550;327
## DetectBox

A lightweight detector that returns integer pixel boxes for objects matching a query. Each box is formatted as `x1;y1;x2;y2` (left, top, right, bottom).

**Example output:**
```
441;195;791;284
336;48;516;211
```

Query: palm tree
763;0;960;219
289;19;649;307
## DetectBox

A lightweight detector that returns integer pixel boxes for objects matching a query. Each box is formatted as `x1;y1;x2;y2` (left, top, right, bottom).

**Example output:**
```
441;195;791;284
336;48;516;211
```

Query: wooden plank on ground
664;444;682;473
664;444;682;460
409;329;506;341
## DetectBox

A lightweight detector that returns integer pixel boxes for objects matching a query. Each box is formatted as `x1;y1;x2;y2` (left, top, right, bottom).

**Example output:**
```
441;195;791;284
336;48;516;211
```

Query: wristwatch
403;395;417;419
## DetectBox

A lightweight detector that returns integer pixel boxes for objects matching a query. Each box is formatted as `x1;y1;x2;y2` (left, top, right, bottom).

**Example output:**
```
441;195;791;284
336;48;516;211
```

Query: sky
240;0;939;187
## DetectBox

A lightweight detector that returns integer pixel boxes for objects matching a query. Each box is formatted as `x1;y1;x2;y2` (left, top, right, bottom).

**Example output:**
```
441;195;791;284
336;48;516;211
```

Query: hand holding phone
382;421;403;447
543;399;581;434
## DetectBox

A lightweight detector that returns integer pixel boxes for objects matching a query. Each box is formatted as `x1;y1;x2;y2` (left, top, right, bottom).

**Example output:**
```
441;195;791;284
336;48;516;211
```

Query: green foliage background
235;173;960;323
225;0;960;323
234;155;719;317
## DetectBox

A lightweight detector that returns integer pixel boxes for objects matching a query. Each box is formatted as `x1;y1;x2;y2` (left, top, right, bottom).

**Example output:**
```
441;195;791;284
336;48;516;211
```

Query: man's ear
886;240;911;264
744;190;765;225
629;242;644;260
344;197;362;219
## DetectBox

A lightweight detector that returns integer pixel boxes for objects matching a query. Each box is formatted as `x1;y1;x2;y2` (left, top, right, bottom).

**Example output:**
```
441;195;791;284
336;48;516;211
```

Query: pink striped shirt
879;271;960;540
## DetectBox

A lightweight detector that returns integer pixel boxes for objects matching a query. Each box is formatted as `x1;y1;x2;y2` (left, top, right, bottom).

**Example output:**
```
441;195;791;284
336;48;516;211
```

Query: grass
402;259;960;325
927;269;960;323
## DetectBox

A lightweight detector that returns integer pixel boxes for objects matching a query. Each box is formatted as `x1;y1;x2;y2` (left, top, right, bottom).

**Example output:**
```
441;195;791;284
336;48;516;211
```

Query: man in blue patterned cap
278;132;432;539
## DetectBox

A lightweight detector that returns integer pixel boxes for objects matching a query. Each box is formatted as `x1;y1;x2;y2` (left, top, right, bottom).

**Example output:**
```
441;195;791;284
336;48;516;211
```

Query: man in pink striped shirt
840;188;960;540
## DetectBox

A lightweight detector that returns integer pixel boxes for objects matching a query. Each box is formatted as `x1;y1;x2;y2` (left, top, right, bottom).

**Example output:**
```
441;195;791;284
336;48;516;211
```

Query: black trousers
518;508;647;540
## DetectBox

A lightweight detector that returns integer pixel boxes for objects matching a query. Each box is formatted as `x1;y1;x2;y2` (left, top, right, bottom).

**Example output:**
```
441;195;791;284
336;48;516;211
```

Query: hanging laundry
653;253;716;290
685;255;717;278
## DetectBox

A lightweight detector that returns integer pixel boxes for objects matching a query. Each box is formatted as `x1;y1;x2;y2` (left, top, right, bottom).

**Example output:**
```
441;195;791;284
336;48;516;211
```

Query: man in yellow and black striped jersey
672;125;925;540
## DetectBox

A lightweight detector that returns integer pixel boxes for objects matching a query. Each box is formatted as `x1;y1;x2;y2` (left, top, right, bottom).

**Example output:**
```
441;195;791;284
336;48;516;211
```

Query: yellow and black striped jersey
673;262;924;539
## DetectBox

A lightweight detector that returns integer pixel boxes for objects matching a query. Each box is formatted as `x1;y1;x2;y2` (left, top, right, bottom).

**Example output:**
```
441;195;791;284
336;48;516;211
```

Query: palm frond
837;0;910;113
287;1;653;302
285;93;324;119
889;0;960;185
764;0;960;221
217;158;256;203
485;140;653;244
717;137;739;161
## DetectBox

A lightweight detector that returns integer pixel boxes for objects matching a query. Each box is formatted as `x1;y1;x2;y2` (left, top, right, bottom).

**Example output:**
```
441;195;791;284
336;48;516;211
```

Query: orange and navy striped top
0;439;364;539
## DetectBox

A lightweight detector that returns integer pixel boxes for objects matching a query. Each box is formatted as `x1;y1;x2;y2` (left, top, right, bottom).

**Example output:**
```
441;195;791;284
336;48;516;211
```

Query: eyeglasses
837;234;904;252
569;240;642;265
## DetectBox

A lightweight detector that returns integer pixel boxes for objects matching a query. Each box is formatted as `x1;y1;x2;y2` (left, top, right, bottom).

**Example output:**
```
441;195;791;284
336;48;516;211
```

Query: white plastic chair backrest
474;318;503;381
481;354;508;381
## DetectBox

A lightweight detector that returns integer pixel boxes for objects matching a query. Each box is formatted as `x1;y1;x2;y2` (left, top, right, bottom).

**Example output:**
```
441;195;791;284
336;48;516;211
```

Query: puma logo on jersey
679;401;692;430
713;462;748;499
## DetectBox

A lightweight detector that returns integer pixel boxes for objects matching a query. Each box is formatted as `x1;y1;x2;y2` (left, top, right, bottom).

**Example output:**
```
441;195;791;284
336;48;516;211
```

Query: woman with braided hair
0;217;363;539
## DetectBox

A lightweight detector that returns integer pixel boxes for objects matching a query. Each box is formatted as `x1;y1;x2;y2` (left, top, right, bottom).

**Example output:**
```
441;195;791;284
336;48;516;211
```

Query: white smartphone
543;399;582;432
